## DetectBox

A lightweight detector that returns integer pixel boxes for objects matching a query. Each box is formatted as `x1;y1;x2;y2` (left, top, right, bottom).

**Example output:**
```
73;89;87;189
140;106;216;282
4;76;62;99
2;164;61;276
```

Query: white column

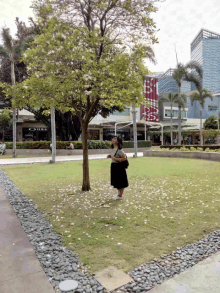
132;104;138;157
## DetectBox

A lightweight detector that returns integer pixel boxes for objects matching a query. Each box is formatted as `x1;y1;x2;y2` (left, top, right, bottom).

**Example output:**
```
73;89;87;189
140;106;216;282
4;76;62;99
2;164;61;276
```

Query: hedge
160;145;220;151
5;140;152;149
149;129;220;137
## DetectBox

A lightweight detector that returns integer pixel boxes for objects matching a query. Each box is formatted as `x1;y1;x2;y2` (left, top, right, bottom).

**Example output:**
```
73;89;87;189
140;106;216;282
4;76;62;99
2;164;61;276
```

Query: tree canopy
5;17;149;120
204;115;220;130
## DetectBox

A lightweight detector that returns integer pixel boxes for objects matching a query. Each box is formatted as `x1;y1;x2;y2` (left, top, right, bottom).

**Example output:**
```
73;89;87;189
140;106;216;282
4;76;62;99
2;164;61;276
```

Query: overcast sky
1;0;220;75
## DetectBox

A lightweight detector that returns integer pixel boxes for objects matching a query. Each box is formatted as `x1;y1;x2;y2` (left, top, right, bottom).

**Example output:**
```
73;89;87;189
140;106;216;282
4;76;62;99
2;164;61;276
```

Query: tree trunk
178;87;181;145
11;61;16;158
82;122;90;191
170;104;173;145
200;105;203;145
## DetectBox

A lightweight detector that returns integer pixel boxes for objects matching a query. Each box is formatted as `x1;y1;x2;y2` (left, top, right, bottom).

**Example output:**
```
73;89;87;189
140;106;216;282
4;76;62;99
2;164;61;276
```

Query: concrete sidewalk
0;152;143;165
0;187;55;293
150;251;220;293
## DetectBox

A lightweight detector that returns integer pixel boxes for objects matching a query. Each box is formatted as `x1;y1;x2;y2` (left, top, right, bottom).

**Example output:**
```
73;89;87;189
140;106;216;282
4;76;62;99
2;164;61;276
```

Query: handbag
114;148;129;169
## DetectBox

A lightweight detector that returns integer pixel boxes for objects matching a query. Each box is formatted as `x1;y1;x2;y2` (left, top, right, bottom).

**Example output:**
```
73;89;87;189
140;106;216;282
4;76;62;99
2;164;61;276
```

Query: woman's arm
113;150;127;162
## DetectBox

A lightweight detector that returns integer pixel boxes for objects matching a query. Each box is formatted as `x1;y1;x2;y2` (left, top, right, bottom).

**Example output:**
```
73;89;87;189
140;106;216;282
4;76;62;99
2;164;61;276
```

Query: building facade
158;69;191;94
191;28;220;93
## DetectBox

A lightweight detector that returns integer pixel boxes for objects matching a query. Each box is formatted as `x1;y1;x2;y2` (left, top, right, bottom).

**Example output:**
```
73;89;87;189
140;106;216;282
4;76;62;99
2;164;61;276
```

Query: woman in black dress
107;136;129;200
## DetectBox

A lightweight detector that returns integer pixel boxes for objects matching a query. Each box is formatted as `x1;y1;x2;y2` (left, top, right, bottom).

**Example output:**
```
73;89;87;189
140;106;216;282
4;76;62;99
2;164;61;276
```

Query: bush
160;145;220;151
204;148;212;152
5;140;151;150
190;147;197;152
197;147;203;152
170;148;178;152
180;147;190;152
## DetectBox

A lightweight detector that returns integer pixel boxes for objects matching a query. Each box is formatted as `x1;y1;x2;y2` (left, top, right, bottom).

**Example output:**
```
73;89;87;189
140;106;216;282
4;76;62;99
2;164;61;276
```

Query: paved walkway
150;251;220;292
0;152;143;165
0;187;55;293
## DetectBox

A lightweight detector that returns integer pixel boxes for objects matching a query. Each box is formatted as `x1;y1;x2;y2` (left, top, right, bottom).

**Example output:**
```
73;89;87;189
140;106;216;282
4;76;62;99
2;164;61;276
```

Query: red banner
143;77;159;122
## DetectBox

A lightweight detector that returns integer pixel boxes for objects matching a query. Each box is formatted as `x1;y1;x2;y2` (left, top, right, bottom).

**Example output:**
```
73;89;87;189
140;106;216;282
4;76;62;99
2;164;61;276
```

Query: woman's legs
118;188;124;197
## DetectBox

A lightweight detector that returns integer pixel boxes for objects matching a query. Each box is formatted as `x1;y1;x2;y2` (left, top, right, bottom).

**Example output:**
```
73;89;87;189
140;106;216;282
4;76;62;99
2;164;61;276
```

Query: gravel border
1;169;220;293
0;170;102;293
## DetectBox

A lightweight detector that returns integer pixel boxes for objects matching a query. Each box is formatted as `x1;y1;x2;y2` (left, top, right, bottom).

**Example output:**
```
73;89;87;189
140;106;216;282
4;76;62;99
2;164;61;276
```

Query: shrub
204;148;211;152
180;147;190;152
170;148;178;152
161;145;220;151
5;140;151;150
197;147;203;152
190;147;197;152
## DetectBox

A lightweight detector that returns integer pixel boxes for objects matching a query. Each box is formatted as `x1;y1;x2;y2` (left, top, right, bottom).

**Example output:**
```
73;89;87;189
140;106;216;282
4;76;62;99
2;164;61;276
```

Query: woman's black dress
111;162;129;189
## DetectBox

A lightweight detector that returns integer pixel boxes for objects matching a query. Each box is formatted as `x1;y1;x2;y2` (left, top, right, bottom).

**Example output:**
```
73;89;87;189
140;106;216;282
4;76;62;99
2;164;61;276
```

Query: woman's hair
110;136;123;149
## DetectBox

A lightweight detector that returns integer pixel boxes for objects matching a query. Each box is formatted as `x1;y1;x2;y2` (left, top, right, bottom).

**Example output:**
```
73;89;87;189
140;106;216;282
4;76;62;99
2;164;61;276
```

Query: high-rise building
158;69;191;94
191;28;220;92
189;28;220;119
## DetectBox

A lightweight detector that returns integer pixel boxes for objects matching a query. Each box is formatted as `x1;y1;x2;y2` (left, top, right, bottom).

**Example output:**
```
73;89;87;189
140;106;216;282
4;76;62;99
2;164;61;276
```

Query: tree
183;60;213;145
190;89;213;145
4;15;151;191
0;24;34;157
0;109;12;141
172;63;187;145
204;115;220;130
184;60;203;91
159;93;185;145
0;18;127;142
27;0;160;191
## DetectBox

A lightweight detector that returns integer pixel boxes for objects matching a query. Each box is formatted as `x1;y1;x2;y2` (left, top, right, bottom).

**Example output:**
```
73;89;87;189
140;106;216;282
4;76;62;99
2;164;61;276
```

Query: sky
1;0;220;75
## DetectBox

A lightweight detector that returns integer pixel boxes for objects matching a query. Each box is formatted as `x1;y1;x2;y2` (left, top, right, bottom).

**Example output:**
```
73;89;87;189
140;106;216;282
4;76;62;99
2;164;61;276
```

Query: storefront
103;128;131;141
22;127;49;141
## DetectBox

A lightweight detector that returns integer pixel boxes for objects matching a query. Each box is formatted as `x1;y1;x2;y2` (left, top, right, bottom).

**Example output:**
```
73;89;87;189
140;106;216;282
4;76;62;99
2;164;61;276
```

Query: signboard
208;105;217;111
143;77;159;122
28;128;47;131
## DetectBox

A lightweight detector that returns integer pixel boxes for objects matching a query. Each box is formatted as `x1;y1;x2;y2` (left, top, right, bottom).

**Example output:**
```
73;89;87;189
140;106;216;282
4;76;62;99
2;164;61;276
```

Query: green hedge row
160;145;220;150
5;140;152;149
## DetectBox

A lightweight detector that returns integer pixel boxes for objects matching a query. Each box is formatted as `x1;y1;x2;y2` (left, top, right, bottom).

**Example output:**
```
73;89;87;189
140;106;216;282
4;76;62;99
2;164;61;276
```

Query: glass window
165;109;178;118
181;110;187;118
173;110;178;117
165;109;171;117
112;108;130;116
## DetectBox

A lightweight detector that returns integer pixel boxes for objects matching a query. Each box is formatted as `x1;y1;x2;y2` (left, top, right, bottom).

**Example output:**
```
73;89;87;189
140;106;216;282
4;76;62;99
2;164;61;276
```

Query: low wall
143;150;220;162
5;147;150;156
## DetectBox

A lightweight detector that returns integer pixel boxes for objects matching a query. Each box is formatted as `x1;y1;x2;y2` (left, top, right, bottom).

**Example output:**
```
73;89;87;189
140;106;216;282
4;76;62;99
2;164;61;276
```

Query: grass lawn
3;157;220;273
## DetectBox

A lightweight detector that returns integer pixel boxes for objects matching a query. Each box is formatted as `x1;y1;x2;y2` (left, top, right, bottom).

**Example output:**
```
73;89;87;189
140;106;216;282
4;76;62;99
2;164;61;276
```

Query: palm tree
184;60;203;91
172;63;187;145
159;93;185;145
0;27;26;157
183;61;213;145
190;89;213;145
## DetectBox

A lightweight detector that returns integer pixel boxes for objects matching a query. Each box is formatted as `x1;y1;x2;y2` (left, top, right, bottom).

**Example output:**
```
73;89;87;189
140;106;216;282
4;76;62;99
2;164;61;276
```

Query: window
165;109;171;117
112;108;130;116
173;110;178;118
181;110;187;118
165;109;178;118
